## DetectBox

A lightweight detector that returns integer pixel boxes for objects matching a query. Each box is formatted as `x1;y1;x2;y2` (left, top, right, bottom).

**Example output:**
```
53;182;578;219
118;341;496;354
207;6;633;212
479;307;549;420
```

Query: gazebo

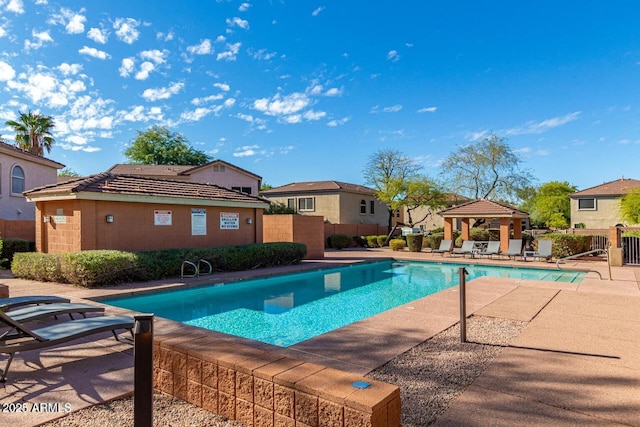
437;199;530;252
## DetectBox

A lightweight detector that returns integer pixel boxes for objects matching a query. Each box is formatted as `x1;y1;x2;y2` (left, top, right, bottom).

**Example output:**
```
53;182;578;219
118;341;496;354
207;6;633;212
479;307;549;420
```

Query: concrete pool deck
1;248;639;426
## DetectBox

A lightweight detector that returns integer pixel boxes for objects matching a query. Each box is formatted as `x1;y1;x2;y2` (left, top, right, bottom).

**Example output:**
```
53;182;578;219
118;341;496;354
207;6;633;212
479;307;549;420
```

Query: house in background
24;173;269;254
569;177;640;228
0;141;63;240
108;159;262;196
261;181;388;226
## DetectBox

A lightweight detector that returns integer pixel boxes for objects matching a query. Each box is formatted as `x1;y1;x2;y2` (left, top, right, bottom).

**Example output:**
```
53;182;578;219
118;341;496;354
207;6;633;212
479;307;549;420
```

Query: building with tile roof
569;177;640;228
107;159;262;196
0;141;64;240
24;173;269;254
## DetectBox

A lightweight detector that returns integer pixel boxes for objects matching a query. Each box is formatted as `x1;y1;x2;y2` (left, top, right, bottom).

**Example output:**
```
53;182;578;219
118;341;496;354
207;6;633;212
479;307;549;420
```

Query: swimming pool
105;260;584;347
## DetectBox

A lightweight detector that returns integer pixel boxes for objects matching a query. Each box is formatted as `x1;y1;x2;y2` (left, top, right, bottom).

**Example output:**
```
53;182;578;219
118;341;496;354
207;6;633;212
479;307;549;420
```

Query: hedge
406;234;423;252
389;238;407;251
11;242;307;288
328;234;351;250
0;238;32;269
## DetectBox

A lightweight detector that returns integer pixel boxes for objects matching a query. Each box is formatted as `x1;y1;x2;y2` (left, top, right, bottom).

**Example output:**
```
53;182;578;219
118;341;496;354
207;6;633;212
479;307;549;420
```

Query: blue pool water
105;260;584;347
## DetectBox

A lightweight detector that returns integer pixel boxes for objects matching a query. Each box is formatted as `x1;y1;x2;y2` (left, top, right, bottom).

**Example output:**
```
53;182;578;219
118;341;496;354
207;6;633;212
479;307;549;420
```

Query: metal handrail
181;260;198;278
555;248;610;280
198;259;213;276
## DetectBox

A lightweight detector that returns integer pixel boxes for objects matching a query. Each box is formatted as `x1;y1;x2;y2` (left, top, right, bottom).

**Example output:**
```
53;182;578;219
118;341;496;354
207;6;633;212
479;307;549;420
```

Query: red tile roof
0;141;64;168
262;180;376;195
437;199;529;218
570;178;640;197
24;173;269;206
107;159;262;180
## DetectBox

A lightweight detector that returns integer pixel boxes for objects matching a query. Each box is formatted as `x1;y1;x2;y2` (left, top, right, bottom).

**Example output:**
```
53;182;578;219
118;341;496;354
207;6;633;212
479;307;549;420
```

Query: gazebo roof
437;199;529;219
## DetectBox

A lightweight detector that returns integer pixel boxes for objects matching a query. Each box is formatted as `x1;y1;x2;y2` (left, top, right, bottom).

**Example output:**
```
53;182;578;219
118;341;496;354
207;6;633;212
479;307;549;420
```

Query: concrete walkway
0;249;639;426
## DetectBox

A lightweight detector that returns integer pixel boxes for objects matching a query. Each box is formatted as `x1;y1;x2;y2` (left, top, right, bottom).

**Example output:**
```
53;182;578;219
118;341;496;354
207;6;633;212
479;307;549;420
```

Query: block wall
263;215;325;259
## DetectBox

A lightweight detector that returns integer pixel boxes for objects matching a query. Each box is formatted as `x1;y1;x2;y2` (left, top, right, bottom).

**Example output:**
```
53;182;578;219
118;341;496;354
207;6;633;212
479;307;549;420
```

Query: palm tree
5;111;56;156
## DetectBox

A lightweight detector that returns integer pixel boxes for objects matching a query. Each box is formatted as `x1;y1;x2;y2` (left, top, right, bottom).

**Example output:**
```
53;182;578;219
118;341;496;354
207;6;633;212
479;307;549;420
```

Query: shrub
366;235;379;248
11;242;308;287
263;203;297;214
540;234;591;259
0;238;32;268
328;234;351;250
352;236;367;247
376;235;387;247
389;239;407;251
406;234;424;252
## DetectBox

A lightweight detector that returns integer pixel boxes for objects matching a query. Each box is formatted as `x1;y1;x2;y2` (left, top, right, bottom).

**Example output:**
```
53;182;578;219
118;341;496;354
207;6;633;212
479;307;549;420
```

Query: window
232;186;252;194
287;198;296;209
11;166;25;195
578;198;596;210
213;165;226;172
370;200;375;215
360;200;367;214
298;197;314;211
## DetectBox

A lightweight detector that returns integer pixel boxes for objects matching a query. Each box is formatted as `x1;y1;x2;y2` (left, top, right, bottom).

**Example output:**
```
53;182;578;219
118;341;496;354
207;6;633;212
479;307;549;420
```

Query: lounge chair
479;241;501;259
0;312;134;382
431;239;453;256
531;239;553;262
501;239;523;260
451;240;476;258
0;303;106;340
0;295;70;310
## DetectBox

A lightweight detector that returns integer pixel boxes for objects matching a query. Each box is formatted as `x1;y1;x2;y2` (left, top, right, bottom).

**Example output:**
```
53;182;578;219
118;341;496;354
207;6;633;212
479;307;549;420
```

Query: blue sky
1;1;639;191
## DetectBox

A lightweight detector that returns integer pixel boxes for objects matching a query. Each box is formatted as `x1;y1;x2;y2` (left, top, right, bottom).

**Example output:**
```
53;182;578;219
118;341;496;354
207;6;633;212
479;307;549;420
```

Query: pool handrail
555;248;610;280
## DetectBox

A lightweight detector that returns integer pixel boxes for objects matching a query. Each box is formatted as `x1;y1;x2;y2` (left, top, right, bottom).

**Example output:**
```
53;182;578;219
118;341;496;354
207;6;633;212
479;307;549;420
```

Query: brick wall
324;224;388;247
154;329;401;427
263;215;325;259
0;219;35;241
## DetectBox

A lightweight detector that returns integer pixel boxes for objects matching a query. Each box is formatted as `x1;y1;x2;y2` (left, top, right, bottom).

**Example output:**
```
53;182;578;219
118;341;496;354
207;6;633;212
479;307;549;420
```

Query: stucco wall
263;215;324;259
189;168;260;196
570;196;628;228
35;200;263;254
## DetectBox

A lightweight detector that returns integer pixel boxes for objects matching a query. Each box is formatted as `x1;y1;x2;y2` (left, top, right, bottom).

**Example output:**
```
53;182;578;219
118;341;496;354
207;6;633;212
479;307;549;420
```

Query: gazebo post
444;217;454;241
513;218;522;239
499;218;510;252
461;218;470;241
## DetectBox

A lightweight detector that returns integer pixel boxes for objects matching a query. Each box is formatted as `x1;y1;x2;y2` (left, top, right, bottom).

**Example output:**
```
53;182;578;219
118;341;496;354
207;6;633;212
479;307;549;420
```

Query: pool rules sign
220;212;239;229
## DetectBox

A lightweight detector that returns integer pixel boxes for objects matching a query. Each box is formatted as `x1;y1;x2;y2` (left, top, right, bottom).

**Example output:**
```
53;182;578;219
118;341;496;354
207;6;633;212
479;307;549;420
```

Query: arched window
11;166;25;194
360;200;367;214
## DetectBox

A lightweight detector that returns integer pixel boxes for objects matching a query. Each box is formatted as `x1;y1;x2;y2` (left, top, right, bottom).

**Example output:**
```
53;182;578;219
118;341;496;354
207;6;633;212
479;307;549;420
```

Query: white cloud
140;49;167;64
87;27;108;44
113;17;140;44
303;110;326;121
312;6;325;16
239;2;251;12
506;111;581;136
120;105;163;122
6;67;89;108
418;106;437;113
382;104;402;113
250;48;277;60
253;92;311;116
24;29;53;50
141;82;184;101
233;145;259;157
57;63;82;76
387;50;400;62
226;17;249;30
51;8;86;34
327;117;350;127
119;57;135;77
78;46;110;59
216;42;241;61
135;61;155;80
6;0;24;14
0;60;16;81
325;87;342;97
156;31;174;41
181;107;213;122
213;82;230;91
191;94;224;105
187;39;212;55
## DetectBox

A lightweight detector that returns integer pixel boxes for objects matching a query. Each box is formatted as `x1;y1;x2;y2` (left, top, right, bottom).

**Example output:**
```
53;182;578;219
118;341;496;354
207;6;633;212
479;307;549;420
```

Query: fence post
458;267;468;343
134;314;154;427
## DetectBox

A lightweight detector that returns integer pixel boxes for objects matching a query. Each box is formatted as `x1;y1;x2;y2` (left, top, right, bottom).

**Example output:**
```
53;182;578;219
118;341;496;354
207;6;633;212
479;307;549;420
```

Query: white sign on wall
220;212;239;229
191;208;207;235
154;210;172;226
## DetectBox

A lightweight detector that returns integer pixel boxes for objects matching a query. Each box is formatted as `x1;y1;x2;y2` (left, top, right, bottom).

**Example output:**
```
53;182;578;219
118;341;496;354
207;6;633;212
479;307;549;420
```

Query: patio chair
479;241;501;259
431;239;453;256
0;296;70;310
500;239;523;260
0;312;134;382
451;240;476;258
531;239;553;262
0;303;106;340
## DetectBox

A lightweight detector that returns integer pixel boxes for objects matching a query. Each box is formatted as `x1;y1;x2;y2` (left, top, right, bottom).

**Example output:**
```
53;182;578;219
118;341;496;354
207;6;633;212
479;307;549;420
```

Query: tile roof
24;173;269;205
261;180;376;195
437;199;529;218
570;178;640;197
107;159;262;180
0;141;65;168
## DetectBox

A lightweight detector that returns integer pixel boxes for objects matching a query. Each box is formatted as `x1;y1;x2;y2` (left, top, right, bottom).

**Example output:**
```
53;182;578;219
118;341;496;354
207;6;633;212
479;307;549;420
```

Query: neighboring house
24;173;269;254
261;181;388;226
395;193;470;231
107;159;262;196
0;141;63;239
569;177;640;228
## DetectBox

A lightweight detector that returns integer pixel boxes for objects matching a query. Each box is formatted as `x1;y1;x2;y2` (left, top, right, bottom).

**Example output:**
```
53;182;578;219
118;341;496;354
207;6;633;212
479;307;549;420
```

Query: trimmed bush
389;239;407;251
406;234;424;252
376;235;387;247
0;238;32;268
366;235;379;248
539;234;591;259
352;236;367;247
11;242;308;288
328;234;351;250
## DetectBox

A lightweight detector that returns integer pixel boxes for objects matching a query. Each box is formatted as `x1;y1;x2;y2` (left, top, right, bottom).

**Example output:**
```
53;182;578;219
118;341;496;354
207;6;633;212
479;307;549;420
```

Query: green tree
58;167;81;177
439;134;533;203
402;177;448;227
363;149;422;231
619;188;640;225
527;181;576;228
124;125;211;165
5;111;56;156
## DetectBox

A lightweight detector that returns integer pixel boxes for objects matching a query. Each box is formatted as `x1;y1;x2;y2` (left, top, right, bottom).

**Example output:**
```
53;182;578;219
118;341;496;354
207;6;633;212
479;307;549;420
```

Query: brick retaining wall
154;330;401;427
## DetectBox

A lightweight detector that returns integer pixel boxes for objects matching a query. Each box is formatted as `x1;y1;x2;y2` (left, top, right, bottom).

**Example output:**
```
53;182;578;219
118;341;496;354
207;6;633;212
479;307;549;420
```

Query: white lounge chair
501;239;523;260
531;239;553;262
479;241;501;259
451;240;476;258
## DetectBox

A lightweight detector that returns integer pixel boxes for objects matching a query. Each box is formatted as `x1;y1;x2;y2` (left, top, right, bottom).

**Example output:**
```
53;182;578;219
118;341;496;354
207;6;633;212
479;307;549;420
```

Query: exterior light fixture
246;218;253;224
106;215;115;223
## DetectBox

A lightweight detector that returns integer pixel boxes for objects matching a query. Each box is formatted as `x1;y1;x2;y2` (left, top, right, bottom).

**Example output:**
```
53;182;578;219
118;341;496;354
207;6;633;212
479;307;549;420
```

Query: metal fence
623;236;640;265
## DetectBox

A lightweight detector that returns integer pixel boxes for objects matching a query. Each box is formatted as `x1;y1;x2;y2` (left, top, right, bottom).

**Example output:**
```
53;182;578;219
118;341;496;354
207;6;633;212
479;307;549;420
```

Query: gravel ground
43;316;526;427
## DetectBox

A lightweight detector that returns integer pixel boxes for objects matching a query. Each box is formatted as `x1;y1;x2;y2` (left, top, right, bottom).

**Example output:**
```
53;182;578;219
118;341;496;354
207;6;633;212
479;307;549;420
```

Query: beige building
261;181;388;226
569;177;640;228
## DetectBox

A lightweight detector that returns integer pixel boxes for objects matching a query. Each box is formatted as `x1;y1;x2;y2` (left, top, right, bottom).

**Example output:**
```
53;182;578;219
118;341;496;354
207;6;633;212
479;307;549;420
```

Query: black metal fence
623;236;640;265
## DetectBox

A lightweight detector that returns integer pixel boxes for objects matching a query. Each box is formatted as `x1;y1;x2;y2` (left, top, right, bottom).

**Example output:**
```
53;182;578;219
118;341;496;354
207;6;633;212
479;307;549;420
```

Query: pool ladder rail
181;259;213;278
555;248;611;280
